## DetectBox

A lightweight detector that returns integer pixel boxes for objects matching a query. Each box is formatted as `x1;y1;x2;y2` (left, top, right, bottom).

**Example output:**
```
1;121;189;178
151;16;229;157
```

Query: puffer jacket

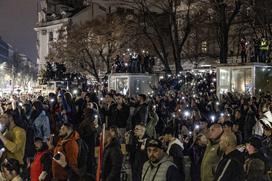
201;140;222;181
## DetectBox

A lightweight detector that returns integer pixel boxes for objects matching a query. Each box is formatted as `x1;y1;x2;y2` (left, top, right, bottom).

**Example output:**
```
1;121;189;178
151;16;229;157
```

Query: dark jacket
102;138;123;181
245;152;268;181
235;131;243;145
261;136;272;170
188;144;206;181
213;149;245;181
167;139;185;180
131;103;148;127
243;109;257;141
126;134;149;181
110;104;130;128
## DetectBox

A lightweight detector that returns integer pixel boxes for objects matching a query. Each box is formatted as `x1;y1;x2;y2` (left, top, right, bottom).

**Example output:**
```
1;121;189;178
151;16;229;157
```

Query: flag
96;124;105;181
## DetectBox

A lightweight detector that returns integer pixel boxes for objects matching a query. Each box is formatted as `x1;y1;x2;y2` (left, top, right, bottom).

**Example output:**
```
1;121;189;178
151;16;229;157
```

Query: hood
167;138;184;154
149;155;173;168
260;111;272;128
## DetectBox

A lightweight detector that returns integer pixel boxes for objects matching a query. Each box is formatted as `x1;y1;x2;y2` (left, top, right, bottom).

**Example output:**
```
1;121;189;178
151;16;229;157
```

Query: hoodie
167;138;185;180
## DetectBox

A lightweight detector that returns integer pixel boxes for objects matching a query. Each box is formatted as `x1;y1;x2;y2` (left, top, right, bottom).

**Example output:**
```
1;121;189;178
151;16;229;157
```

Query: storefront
108;73;158;96
217;63;272;96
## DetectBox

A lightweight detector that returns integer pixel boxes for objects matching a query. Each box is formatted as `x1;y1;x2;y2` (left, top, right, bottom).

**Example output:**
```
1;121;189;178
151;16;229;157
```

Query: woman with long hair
32;101;50;141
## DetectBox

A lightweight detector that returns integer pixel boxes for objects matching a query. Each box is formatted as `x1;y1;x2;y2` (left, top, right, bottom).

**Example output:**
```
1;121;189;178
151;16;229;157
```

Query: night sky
0;0;37;62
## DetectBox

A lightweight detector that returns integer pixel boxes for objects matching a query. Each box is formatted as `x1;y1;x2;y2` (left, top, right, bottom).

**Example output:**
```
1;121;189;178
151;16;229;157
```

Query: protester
142;138;181;181
0;110;26;165
1;158;23;181
51;123;79;181
163;127;185;180
188;133;207;181
30;137;52;181
32;101;51;141
201;123;223;181
213;132;245;181
244;136;268;181
131;94;149;127
102;129;123;181
126;123;149;181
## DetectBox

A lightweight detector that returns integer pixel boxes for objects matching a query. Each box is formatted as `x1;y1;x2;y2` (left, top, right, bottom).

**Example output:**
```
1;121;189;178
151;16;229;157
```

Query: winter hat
146;139;164;150
246;136;262;150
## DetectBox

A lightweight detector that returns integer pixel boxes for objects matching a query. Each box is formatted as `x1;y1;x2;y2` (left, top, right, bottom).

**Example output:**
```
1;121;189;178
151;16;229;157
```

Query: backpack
76;138;89;177
63;138;89;177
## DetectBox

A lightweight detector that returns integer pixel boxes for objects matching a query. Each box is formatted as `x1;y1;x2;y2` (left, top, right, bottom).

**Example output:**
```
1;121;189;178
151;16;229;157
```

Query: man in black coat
163;127;185;180
113;94;130;129
213;132;245;181
131;94;149;128
126;123;149;181
102;130;123;181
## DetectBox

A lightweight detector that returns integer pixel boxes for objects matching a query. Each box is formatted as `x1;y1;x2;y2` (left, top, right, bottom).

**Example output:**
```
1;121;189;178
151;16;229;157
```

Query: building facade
35;0;134;71
0;37;9;63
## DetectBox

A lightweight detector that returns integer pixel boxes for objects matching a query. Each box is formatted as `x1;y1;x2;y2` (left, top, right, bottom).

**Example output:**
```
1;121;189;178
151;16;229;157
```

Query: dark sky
0;0;37;62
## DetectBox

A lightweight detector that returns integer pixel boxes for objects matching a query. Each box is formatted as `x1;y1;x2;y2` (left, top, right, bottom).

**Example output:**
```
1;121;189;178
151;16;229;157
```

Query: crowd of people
0;71;271;181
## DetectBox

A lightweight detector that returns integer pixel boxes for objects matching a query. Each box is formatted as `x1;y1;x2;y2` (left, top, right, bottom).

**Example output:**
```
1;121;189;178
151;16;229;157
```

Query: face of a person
223;126;232;133
198;135;208;146
235;111;241;119
232;125;239;132
208;125;222;140
0;114;10;128
105;95;112;103
115;96;123;104
59;125;68;137
34;141;43;151
219;135;228;152
147;147;163;163
245;143;254;154
134;125;145;137
163;134;171;142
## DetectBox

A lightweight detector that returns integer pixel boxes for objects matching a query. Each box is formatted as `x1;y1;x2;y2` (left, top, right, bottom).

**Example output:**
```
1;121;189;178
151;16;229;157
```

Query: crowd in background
0;71;271;181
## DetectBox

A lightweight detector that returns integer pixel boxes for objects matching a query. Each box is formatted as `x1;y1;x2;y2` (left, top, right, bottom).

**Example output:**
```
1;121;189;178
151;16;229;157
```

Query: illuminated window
201;41;207;53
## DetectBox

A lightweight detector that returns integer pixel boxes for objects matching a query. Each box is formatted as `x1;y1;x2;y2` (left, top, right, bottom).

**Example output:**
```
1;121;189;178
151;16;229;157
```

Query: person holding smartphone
30;137;52;181
50;123;79;181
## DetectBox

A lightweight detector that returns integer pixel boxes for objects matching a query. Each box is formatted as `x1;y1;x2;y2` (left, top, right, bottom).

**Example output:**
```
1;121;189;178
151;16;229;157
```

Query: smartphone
54;153;61;160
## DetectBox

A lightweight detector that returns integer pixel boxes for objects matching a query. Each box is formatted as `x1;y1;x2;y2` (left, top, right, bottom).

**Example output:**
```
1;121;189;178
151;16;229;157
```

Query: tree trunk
219;25;229;64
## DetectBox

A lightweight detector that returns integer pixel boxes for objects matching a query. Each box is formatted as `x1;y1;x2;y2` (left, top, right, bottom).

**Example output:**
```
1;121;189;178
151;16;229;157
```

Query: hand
117;104;122;110
26;158;31;168
53;152;67;168
38;171;47;181
125;131;131;144
47;135;54;150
